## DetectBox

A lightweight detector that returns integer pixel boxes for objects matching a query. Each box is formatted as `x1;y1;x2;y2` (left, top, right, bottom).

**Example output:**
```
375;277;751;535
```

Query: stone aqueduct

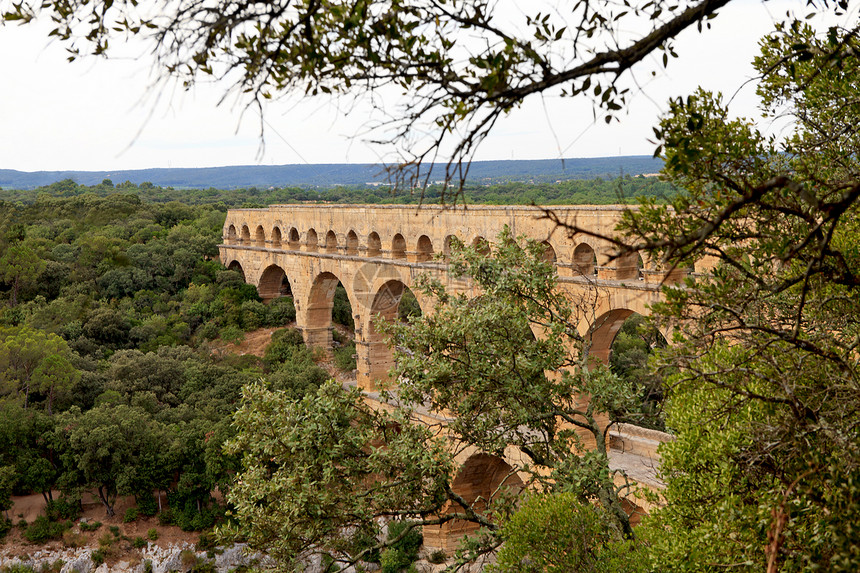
219;204;686;549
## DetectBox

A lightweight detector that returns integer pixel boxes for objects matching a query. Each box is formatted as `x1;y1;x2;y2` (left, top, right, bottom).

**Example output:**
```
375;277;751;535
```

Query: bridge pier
302;325;334;352
355;339;395;390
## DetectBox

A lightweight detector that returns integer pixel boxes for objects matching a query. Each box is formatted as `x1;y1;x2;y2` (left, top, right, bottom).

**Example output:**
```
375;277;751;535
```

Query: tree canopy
601;21;860;571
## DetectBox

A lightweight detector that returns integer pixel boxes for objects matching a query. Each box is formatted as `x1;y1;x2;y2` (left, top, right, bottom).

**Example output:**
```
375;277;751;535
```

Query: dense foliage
0;192;325;532
609;23;860;572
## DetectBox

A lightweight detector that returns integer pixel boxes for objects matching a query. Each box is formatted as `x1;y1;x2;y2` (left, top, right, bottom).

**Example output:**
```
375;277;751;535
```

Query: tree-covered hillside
0;175;676;207
0;156;663;190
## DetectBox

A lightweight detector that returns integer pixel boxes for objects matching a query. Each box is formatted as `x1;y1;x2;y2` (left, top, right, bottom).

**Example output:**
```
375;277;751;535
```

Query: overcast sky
0;0;852;172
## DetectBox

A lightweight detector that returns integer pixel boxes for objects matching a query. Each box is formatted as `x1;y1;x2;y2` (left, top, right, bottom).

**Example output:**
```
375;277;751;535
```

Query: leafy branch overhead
4;0;829;192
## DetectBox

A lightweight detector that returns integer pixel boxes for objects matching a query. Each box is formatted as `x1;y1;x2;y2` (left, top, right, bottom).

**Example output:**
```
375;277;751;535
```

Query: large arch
226;260;246;282
258;264;292;302
359;279;425;387
588;308;634;365
423;453;524;552
305;271;356;350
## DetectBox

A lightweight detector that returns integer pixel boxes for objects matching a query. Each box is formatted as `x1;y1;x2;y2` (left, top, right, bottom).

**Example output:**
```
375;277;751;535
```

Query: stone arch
226;260;245;282
443;235;459;257
254;225;266;247
423;453;524;551
360;279;426;387
416;235;434;262
616;250;641;280
271;227;282;248
288;228;300;249
471;236;490;255
258;264;292;302
574;243;597;276
226;224;238;244
305;271;356;349
621;498;646;528
392;234;407;260
346;230;359;255
587;308;635;365
325;230;338;253
367;232;382;257
240;225;251;245
306;228;319;252
540;240;556;263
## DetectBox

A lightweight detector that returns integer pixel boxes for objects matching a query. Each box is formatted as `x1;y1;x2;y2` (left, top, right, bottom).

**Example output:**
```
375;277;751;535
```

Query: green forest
0;175;677;208
0;179;663;550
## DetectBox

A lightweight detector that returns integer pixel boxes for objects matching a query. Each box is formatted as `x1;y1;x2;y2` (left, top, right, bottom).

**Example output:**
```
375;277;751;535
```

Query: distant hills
0;156;662;190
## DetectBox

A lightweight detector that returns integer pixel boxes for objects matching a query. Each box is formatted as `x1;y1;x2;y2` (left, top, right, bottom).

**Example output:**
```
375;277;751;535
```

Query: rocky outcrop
0;543;270;573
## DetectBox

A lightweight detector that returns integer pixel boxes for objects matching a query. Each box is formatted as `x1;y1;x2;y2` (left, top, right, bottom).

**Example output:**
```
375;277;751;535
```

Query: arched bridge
219;204;692;550
218;204;688;388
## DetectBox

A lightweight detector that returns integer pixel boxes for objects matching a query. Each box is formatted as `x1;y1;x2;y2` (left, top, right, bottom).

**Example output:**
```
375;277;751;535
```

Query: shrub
157;509;174;526
38;560;64;573
240;300;268;330
123;507;140;523
99;532;115;548
267;296;296;325
135;493;159;517
0;517;11;540
167;494;225;532
1;565;36;573
62;530;87;548
264;327;305;365
79;520;102;532
489;492;645;573
427;550;447;565
196;532;218;551
379;520;423;573
133;536;147;549
180;550;198;571
108;525;121;538
387;520;422;558
332;329;348;345
143;560;153;573
219;325;245;344
333;343;356;372
147;528;159;541
45;498;81;521
23;516;70;543
91;550;105;567
197;320;220;341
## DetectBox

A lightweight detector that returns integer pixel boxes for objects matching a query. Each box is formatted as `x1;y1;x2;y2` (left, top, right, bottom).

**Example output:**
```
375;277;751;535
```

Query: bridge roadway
218;204;680;549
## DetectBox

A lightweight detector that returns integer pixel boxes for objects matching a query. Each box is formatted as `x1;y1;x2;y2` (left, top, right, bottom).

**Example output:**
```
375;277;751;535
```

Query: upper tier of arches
222;205;701;283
